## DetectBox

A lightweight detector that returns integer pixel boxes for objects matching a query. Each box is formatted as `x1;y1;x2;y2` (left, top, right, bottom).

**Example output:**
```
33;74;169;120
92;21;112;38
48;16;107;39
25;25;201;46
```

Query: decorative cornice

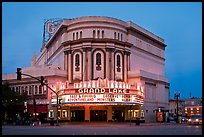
62;38;133;48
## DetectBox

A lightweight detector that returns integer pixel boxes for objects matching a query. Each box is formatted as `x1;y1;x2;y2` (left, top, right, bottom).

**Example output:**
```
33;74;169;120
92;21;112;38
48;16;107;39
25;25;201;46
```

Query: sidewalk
38;121;181;127
3;121;185;127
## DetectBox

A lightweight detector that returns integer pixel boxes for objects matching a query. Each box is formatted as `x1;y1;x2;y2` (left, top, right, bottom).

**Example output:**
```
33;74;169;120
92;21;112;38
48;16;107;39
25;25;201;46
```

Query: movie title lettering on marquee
51;78;144;105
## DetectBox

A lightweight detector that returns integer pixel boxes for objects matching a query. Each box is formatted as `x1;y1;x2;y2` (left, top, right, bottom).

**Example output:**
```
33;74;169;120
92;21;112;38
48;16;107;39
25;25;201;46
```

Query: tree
2;82;27;123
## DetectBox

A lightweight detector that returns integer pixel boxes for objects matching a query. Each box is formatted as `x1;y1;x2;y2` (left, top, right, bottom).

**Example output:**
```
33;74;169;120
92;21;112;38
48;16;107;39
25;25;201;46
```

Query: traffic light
41;76;44;86
59;99;62;104
17;68;22;80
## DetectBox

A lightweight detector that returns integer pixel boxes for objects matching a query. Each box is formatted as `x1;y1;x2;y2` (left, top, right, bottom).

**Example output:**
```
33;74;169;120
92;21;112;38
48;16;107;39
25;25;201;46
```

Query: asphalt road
2;122;202;135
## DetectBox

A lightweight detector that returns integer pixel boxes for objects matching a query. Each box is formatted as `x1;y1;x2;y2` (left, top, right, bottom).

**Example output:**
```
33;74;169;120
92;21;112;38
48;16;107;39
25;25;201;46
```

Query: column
87;47;92;80
107;106;112;122
110;48;115;80
67;106;71;121
127;52;131;71
123;51;128;82
67;50;72;83
82;48;87;81
105;48;111;79
85;105;90;122
53;106;57;121
64;51;68;71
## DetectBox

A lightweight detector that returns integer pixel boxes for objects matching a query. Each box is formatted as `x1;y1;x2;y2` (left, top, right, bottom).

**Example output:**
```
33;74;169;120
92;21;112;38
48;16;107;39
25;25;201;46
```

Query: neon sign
50;78;144;105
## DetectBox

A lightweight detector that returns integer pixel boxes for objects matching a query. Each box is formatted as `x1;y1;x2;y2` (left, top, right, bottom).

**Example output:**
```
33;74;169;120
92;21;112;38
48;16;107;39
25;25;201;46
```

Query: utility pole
174;91;180;123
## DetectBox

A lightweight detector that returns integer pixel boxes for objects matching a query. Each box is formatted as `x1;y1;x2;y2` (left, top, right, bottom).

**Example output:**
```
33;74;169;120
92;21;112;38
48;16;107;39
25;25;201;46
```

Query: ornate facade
2;16;169;123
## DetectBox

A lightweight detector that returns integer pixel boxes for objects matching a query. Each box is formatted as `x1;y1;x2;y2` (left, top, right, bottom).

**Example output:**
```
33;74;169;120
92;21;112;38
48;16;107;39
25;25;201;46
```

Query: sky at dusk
2;2;202;99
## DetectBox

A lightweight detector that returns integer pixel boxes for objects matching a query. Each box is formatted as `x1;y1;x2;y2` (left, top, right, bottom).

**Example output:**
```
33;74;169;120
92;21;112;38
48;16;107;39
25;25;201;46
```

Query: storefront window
62;110;67;118
128;110;139;118
49;110;54;118
58;110;61;118
141;110;144;118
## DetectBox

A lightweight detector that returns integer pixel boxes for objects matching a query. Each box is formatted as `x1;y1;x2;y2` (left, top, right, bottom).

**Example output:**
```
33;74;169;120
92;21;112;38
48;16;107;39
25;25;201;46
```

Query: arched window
118;33;120;40
93;30;95;38
114;32;116;39
97;30;100;38
102;30;104;38
76;32;78;40
80;31;82;39
73;33;75;40
96;53;101;70
117;55;121;72
121;34;123;41
75;54;80;71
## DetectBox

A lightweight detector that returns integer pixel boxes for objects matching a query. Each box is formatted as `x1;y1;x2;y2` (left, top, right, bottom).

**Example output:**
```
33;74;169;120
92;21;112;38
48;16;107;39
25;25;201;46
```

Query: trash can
50;118;54;126
135;118;140;126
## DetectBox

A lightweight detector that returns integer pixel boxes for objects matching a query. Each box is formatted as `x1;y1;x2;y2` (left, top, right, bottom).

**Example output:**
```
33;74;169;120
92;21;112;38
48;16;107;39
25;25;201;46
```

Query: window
29;86;32;95
114;32;116;39
128;110;139;118
118;33;120;40
93;30;95;38
116;55;121;72
141;110;144;118
97;30;100;38
35;85;38;94
39;85;42;94
76;32;78;40
58;110;61;118
75;54;80;71
96;53;101;70
43;85;47;94
73;33;75;40
121;34;123;41
80;31;82;39
62;110;67;118
25;86;28;95
49;110;54;118
21;87;24;95
102;30;104;38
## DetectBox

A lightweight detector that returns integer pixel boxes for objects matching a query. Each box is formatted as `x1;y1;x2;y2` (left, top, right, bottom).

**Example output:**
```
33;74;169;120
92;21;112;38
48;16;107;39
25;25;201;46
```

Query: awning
27;104;48;113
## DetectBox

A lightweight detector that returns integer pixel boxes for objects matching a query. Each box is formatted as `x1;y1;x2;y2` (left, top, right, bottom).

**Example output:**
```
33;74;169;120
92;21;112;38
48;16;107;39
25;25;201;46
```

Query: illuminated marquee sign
51;78;144;105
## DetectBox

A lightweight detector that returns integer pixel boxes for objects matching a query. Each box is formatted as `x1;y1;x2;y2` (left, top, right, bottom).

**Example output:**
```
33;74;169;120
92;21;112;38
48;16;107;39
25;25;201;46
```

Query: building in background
182;97;202;118
169;99;185;118
169;97;202;119
2;16;169;123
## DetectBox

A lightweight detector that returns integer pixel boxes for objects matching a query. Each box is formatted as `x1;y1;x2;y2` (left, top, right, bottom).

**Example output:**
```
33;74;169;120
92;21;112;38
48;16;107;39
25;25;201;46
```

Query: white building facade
2;16;169;123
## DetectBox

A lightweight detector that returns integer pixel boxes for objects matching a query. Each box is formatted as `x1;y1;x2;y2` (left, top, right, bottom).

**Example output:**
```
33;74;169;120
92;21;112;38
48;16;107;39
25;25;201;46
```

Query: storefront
48;78;144;122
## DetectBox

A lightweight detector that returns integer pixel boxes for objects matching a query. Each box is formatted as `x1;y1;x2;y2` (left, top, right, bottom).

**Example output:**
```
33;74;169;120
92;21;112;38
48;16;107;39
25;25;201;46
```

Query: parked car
179;116;188;122
187;115;202;125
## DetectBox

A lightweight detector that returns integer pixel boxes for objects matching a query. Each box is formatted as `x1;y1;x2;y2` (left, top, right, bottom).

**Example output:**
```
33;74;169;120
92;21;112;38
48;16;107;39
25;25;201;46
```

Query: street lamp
174;91;180;123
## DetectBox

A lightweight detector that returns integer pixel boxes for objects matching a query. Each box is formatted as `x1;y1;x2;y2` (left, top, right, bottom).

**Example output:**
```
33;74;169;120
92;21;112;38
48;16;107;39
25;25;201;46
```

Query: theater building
2;16;169;123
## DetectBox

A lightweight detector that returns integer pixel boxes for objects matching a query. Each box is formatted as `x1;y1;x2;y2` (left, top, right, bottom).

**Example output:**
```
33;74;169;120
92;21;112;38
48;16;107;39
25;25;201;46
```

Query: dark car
179;116;188;123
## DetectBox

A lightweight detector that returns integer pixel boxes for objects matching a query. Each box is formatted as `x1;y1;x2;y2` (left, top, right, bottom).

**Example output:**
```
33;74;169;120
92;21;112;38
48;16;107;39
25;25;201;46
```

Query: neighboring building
169;99;185;117
182;97;202;118
2;16;169;123
169;97;202;119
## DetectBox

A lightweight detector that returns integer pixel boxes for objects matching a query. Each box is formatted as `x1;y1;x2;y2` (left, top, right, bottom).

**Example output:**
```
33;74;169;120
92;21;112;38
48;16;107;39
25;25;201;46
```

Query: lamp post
174;91;180;123
46;85;60;126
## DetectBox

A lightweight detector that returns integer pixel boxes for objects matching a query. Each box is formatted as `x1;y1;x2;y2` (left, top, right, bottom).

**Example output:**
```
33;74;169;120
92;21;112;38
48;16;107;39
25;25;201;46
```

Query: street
2;122;202;135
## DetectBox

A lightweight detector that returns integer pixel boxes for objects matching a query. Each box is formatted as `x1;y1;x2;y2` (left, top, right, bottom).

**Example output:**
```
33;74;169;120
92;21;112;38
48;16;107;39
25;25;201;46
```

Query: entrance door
112;109;125;122
71;110;85;122
90;110;107;122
